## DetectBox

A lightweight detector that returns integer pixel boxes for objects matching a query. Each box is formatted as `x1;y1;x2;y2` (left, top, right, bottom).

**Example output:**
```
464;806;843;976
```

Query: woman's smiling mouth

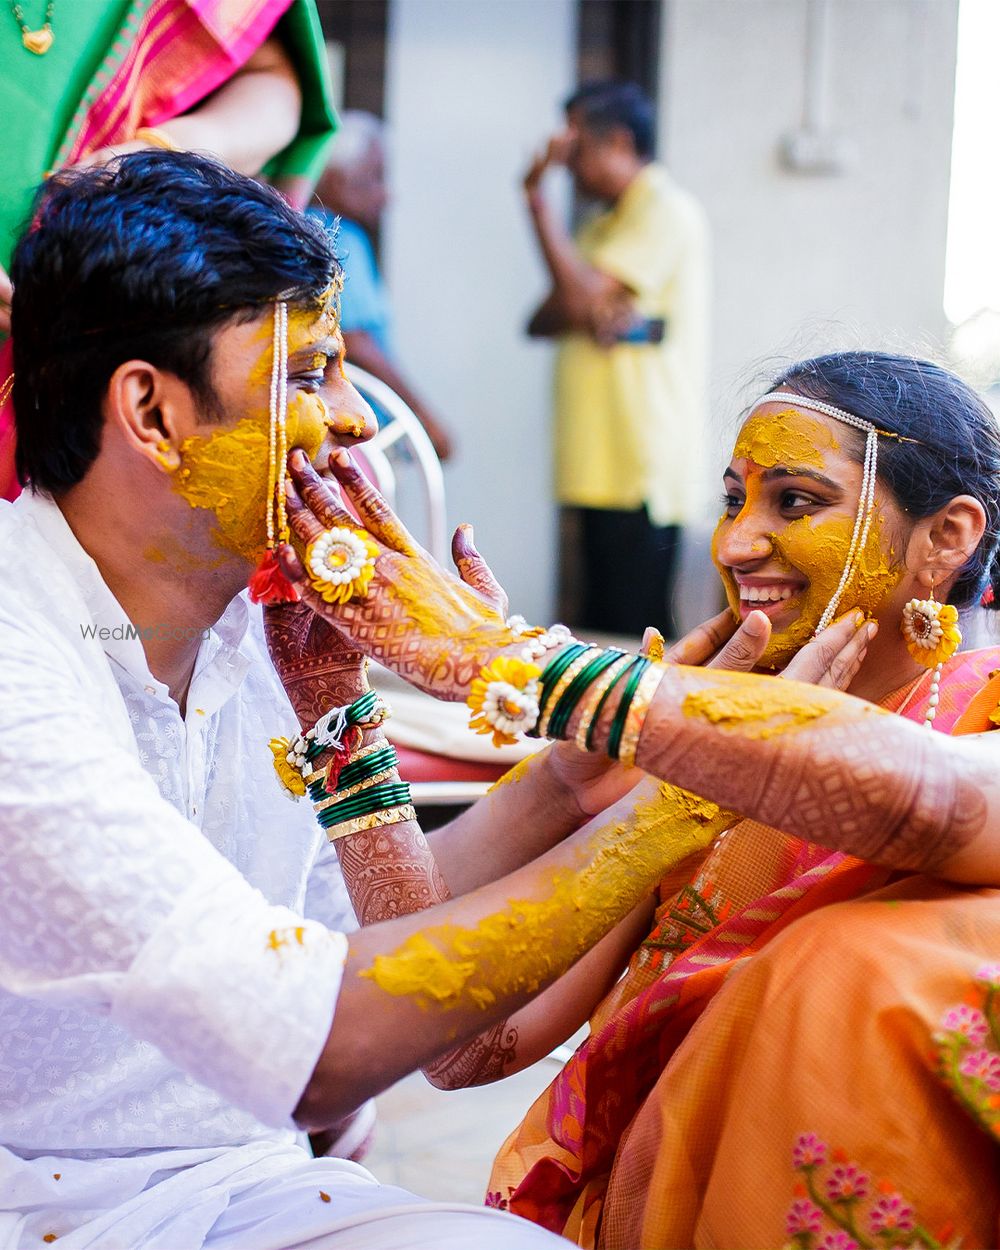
735;578;805;618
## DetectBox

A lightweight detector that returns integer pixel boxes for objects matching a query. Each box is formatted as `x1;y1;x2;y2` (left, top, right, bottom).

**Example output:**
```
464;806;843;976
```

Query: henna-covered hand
278;450;520;700
264;596;367;728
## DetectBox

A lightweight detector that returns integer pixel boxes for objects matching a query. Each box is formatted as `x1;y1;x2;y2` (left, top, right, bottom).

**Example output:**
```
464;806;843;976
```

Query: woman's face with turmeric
169;292;376;565
711;401;908;668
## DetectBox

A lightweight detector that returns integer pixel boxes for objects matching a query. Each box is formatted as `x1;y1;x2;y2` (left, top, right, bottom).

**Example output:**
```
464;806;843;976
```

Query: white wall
659;0;958;629
383;0;576;624
661;0;959;451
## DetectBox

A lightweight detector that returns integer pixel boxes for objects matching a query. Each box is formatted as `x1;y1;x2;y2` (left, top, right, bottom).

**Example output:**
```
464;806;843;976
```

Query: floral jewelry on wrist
467;656;542;747
305;526;380;605
506;615;577;662
269;689;390;798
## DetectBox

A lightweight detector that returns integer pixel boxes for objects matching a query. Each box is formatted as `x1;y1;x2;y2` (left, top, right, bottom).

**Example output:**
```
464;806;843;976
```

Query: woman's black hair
10;149;339;493
772;352;1000;611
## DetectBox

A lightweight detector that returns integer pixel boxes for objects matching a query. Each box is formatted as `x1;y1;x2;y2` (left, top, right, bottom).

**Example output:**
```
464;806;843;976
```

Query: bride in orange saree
488;351;1000;1249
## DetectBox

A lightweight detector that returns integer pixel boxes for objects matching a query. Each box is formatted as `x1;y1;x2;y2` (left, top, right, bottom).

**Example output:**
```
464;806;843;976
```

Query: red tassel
982;585;995;607
248;549;300;605
324;726;363;791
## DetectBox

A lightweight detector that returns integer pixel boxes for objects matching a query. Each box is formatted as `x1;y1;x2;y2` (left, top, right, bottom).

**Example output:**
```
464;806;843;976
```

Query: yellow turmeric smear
170;395;332;562
387;558;510;642
286;391;331;460
734;408;838;470
487;753;536;794
248;287;342;389
173;416;271;561
713;502;902;670
682;673;833;739
267;925;307;952
361;781;734;1011
758;509;902;668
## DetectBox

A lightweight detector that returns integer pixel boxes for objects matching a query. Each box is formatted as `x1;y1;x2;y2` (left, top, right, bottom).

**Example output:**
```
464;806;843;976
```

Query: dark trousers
573;506;681;639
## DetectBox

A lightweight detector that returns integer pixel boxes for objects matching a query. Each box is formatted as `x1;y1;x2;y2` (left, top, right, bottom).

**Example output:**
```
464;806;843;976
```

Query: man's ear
905;494;987;593
104;360;195;473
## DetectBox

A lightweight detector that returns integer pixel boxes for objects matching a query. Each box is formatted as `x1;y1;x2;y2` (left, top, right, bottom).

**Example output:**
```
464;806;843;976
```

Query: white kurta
0;492;564;1250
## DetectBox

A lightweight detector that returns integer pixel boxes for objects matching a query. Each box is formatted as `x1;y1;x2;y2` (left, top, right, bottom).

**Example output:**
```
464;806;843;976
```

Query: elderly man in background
313;110;454;460
525;80;709;640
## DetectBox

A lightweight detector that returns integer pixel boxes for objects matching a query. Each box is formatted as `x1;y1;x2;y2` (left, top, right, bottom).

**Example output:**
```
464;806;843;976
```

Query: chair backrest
344;363;448;564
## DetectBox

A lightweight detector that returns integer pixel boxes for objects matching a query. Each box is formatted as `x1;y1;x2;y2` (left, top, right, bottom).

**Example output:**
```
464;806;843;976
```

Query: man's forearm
526;192;604;322
426;747;589;896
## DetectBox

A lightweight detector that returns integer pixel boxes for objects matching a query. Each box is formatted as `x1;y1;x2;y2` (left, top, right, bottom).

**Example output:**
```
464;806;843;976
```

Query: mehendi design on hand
335;821;450;925
635;669;993;876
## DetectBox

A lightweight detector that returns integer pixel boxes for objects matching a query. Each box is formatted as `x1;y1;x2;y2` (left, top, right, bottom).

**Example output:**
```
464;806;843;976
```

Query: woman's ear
104;360;194;473
906;494;987;593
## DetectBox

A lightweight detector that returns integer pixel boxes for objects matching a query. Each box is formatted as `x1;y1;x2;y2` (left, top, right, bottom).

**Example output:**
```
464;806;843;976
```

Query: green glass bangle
607;658;651;760
316;782;412;827
317;781;411;822
529;641;590;737
585;655;641;751
336;746;398;792
317;795;410;830
546;648;624;742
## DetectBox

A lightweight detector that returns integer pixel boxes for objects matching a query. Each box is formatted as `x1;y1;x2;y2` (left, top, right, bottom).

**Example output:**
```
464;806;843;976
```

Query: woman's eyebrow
761;466;841;490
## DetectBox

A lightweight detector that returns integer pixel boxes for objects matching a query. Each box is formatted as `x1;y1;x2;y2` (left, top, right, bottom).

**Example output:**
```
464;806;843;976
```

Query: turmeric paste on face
714;408;903;668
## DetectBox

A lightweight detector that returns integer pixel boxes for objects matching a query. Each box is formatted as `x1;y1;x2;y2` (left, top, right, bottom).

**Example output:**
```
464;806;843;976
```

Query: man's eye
294;372;324;391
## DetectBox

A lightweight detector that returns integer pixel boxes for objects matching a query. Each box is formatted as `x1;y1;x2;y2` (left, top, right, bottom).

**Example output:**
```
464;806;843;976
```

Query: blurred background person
313;110;454;461
524;79;709;639
0;0;337;500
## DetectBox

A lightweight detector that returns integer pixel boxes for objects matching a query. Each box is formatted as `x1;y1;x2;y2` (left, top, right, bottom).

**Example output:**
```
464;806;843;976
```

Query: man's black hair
564;80;656;159
10;149;339;492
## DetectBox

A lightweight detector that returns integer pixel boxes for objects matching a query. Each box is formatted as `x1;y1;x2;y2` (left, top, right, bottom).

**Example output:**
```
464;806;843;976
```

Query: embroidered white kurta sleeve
0;596;345;1133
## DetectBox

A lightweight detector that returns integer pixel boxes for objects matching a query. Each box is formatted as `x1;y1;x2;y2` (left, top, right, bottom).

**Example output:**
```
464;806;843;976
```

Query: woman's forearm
579;664;999;884
160;39;301;175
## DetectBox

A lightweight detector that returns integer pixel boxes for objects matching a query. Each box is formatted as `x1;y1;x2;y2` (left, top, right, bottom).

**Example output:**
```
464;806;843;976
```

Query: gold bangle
573;652;634;752
618;663;666;768
325;804;417;843
313;765;397;810
537;646;602;739
134;125;180;151
304;737;388;789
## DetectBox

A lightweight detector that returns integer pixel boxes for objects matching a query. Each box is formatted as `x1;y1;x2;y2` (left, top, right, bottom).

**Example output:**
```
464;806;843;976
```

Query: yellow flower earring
901;579;962;728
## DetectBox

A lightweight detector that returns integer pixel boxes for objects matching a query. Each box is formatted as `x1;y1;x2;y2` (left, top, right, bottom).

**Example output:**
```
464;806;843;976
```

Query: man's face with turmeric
711;402;907;668
169;291;375;566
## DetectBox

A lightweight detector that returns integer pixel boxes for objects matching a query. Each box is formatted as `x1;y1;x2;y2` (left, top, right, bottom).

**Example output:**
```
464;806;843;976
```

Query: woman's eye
720;492;744;515
780;490;818;511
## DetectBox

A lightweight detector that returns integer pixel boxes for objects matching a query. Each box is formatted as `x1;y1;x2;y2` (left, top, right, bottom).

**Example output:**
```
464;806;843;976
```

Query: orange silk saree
490;647;1000;1249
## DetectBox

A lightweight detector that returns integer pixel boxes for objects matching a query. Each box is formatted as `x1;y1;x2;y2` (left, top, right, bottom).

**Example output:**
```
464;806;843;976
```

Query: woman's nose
717;510;772;566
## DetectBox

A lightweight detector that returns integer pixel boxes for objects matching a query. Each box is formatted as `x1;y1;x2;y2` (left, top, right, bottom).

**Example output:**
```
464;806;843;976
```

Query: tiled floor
364;1056;566;1205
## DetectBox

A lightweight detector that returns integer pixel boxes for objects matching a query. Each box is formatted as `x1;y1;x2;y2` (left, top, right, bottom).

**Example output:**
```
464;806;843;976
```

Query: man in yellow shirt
525;80;709;638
